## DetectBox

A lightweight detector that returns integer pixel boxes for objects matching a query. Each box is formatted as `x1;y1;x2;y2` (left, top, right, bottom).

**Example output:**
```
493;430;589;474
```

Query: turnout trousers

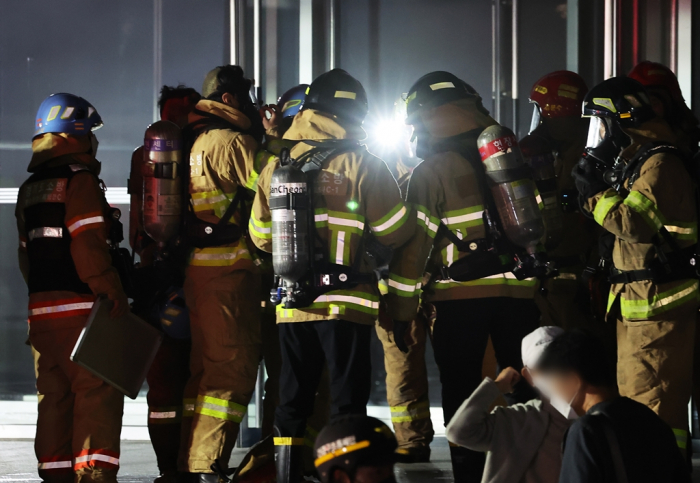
179;269;262;473
432;297;540;483
617;302;697;452
375;316;434;453
273;320;372;464
31;324;124;483
146;335;191;476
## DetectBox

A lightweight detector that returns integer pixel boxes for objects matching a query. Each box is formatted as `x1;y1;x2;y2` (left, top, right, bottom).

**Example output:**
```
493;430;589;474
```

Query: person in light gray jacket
445;326;573;483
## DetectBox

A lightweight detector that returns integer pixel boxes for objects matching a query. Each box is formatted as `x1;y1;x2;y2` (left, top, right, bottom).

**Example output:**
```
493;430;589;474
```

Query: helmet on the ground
628;61;685;105
582;77;655;166
34;93;103;138
302;69;368;124
314;415;397;483
405;71;480;125
158;287;190;339
278;84;309;119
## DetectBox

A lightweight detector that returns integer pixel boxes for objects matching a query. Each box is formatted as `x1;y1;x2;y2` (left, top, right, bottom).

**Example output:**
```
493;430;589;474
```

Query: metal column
230;0;239;64
299;0;314;84
153;0;163;122
677;0;692;103
511;0;519;133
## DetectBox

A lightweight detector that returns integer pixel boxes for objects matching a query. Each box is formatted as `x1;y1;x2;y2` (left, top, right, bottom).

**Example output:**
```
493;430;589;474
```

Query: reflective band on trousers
195;395;246;422
28;297;95;320
38;460;72;470
73;450;120;469
390;400;431;423
673;428;688;449
28;227;63;241
274;437;305;446
314;440;370;467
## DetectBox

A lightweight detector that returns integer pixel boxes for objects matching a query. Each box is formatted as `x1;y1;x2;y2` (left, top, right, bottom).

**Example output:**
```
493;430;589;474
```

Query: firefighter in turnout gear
177;65;263;481
384;72;541;483
372;99;434;463
16;93;127;483
573;77;699;453
129;85;200;483
249;69;415;483
523;71;600;329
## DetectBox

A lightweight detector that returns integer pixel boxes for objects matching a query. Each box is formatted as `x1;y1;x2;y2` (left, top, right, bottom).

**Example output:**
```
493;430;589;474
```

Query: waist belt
609;247;699;284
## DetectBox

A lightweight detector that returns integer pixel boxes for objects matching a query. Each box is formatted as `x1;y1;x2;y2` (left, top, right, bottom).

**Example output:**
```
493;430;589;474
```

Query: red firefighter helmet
628;61;685;105
529;70;589;119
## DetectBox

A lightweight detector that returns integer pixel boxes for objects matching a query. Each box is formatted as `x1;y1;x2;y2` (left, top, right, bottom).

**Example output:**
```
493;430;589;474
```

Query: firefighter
314;415;398;483
128;85;200;483
249;68;415;483
384;72;541;483
522;71;600;329
177;65;262;482
373;100;433;463
572;76;699;453
16;93;128;483
628;61;700;156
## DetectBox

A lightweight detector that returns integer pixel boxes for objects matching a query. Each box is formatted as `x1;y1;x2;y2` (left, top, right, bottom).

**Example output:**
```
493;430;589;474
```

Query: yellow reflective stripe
673;428;688;449
593;190;624;226
433;272;538;288
387;274;421;297
314;440;370;467
378;279;389;295
249;215;272;239
664;221;698;242
620;280;699;319
390;401;431;423
274;437;305;446
276;291;380;317
190;247;251;267
371;203;410;236
191;189;232;214
623;190;664;231
415;205;439;237
195;395;247;422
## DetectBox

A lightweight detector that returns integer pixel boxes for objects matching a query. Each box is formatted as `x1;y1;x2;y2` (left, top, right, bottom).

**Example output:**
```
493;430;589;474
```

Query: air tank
270;164;311;286
519;135;564;250
142;120;183;244
477;125;545;254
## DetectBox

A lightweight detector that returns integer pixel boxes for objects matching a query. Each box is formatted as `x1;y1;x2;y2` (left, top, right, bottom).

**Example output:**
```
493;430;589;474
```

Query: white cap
521;326;565;369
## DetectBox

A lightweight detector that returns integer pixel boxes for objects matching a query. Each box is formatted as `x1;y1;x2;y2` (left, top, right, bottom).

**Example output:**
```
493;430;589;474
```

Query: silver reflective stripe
29;301;94;316
73;454;119;466
28;227;63;241
67;216;104;234
191;249;248;261
149;411;177;419
38;460;72;470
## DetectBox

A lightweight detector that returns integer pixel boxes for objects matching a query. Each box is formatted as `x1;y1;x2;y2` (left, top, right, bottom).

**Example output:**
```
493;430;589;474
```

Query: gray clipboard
71;296;163;399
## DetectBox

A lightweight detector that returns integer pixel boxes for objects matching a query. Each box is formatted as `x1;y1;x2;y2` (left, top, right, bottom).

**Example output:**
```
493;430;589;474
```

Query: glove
108;290;129;318
572;161;609;201
393;320;410;354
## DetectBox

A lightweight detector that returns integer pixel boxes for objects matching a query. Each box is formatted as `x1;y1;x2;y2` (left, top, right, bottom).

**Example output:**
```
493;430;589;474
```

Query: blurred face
541;370;585;417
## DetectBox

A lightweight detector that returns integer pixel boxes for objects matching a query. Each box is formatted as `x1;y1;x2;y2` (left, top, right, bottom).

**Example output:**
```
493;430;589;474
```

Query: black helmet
405;71;480;124
582;77;656;168
303;69;368;124
314;415;398;483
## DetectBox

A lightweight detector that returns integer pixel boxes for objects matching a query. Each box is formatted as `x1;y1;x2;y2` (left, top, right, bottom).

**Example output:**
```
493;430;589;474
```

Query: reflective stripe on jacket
250;109;415;325
187;100;258;271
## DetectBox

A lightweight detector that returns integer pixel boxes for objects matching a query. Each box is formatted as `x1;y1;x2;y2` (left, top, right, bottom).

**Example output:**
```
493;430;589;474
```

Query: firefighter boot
275;428;303;483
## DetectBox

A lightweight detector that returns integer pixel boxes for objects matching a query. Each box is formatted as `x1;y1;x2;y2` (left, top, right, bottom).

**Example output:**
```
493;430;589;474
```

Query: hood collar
28;133;99;173
620;116;679;160
419;98;497;139
188;99;252;131
283;109;366;142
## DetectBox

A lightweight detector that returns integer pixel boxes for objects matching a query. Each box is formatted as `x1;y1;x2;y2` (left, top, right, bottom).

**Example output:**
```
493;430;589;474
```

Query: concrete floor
0;438;453;483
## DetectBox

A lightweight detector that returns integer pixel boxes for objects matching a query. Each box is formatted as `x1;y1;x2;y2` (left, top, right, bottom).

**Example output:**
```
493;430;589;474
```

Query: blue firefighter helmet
158;287;191;339
34;93;103;138
278;84;309;119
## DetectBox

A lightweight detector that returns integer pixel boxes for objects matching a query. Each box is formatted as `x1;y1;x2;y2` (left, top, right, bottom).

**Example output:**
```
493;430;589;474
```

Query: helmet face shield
585;116;609;149
528;103;542;134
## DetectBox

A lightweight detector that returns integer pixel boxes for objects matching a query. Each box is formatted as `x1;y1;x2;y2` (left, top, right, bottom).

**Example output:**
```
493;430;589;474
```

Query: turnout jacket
586;118;699;321
385;100;538;323
16;133;125;332
187;100;259;274
250;109;415;326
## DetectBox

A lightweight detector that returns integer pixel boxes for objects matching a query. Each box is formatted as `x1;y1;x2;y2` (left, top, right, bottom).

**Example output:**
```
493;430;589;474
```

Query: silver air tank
477;125;545;254
270;164;311;287
142;120;183;244
520;135;564;250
